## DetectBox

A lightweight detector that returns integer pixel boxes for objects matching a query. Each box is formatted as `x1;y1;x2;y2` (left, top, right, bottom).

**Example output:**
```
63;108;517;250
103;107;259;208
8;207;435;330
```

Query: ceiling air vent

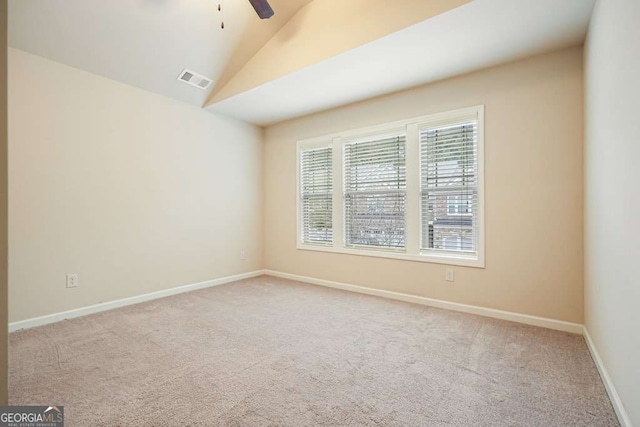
177;69;212;90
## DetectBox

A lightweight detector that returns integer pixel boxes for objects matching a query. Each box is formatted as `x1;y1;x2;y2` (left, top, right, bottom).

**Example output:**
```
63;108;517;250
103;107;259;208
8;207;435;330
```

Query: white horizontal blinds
420;120;478;254
300;146;333;245
344;134;407;249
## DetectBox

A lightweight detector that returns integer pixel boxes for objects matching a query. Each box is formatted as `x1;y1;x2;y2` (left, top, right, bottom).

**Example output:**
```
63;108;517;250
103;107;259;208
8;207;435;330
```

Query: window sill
296;243;485;268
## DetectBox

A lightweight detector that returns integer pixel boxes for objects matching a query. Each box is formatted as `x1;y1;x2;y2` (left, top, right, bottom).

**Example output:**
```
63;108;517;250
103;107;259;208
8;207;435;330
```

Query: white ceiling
207;0;596;125
9;0;595;127
8;0;311;107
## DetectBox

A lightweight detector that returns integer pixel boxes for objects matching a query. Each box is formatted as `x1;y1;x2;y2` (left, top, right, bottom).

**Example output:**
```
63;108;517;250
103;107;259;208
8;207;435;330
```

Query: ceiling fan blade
248;0;274;19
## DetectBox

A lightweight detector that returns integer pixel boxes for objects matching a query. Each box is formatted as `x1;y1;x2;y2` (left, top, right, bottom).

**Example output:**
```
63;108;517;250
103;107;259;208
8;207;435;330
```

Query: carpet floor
10;276;618;426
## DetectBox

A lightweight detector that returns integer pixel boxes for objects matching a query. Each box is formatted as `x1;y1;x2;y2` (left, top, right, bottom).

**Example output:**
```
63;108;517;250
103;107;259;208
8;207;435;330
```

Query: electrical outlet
445;269;455;282
239;250;246;261
66;273;79;288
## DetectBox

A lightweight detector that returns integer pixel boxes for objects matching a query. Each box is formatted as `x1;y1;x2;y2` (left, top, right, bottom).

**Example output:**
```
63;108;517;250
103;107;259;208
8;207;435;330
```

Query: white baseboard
583;327;632;427
12;268;583;335
264;270;584;335
9;270;266;332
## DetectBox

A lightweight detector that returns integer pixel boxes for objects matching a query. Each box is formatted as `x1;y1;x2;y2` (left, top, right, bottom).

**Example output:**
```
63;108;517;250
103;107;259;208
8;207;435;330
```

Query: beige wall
584;0;640;423
8;48;263;323
1;0;8;406
264;47;584;324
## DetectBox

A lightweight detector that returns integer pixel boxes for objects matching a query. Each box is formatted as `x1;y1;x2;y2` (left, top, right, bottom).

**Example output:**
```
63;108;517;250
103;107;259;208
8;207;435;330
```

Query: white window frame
296;105;485;268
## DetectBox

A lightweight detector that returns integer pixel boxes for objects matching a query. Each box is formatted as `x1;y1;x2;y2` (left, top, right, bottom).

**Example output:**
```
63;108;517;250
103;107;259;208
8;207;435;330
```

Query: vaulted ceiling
8;0;313;107
8;0;596;126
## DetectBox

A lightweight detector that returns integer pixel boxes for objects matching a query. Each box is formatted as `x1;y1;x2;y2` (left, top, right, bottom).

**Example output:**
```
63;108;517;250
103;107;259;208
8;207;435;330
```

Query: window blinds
344;135;406;249
420;121;478;253
300;146;333;245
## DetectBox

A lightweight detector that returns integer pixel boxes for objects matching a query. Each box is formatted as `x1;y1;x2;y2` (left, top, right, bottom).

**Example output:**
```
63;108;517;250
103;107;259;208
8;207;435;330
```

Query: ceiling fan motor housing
248;0;275;19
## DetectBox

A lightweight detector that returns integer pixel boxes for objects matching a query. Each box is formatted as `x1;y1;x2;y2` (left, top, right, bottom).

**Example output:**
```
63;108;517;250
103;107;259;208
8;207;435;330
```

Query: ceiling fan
248;0;275;19
218;0;274;29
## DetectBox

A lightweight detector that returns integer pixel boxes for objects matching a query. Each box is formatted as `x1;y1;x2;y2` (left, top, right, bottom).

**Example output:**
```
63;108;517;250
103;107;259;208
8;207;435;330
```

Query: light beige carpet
10;276;618;426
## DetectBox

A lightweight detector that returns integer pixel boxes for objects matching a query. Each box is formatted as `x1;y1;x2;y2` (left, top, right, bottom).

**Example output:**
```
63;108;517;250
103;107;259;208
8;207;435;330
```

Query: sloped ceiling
8;0;313;107
206;0;470;105
9;0;595;126
207;0;596;125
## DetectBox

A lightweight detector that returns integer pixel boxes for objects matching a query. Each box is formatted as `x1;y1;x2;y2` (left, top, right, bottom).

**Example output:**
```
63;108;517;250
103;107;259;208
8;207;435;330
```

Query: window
421;120;478;255
344;134;406;250
297;106;484;267
443;235;474;252
300;146;333;245
446;195;472;215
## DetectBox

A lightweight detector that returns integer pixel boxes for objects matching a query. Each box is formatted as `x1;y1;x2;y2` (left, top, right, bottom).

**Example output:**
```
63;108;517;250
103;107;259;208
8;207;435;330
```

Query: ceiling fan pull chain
218;1;224;29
